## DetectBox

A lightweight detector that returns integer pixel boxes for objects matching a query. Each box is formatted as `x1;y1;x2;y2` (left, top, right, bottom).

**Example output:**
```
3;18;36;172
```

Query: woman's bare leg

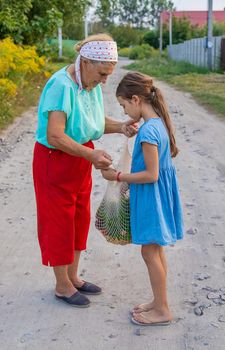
67;250;85;287
54;265;77;297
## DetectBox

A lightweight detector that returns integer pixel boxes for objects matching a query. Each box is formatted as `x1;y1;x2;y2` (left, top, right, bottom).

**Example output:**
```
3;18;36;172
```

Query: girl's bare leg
159;246;167;275
132;244;172;324
132;246;167;313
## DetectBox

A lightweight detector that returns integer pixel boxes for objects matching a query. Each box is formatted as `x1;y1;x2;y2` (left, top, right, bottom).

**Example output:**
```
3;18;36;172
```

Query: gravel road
0;59;225;350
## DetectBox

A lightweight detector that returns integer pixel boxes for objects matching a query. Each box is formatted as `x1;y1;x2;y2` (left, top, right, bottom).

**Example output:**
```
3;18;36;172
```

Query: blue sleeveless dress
130;118;184;246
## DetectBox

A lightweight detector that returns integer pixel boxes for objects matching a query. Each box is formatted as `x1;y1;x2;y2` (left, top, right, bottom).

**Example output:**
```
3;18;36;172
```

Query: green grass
125;58;225;117
127;57;209;78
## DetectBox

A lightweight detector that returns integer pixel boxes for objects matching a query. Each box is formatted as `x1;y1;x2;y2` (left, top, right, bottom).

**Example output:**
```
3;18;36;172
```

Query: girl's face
117;96;142;122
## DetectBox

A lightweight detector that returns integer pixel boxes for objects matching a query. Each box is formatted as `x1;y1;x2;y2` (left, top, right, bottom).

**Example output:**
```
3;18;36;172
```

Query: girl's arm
101;143;159;184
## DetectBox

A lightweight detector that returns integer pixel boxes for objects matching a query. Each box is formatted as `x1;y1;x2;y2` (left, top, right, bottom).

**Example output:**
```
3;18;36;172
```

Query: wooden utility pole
169;11;172;47
84;0;95;38
84;11;88;38
58;27;62;59
207;0;213;70
159;13;163;56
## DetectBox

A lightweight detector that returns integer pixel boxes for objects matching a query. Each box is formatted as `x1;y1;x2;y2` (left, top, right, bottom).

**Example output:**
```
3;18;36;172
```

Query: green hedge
119;44;159;60
47;39;78;61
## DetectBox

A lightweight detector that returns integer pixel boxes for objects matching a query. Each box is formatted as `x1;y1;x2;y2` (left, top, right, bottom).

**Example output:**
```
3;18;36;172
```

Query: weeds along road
0;59;225;350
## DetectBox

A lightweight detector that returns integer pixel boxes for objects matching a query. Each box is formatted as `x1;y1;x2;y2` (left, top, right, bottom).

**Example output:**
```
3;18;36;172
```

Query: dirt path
0;59;225;350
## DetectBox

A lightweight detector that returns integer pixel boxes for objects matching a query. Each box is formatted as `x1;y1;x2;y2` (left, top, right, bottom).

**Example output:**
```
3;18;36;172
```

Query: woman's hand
90;150;112;169
121;119;138;138
101;168;118;181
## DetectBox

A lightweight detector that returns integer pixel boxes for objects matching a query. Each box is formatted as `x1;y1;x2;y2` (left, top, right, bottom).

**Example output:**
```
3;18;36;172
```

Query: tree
95;0;176;29
96;0;119;27
143;16;207;49
143;30;159;49
0;0;90;44
0;0;32;42
119;0;151;28
26;0;89;42
24;5;63;45
150;0;175;27
110;25;142;47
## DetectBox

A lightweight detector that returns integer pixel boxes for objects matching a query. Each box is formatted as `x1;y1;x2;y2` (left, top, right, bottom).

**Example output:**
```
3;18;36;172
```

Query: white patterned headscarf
75;40;118;92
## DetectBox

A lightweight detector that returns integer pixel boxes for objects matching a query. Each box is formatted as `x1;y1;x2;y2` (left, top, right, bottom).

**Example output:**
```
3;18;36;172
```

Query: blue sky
173;0;225;11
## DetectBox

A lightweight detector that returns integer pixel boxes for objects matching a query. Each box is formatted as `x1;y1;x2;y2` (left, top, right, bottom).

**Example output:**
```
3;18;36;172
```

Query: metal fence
167;36;224;70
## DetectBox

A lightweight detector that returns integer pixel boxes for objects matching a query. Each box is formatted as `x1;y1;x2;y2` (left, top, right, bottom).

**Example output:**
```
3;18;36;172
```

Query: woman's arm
104;116;138;136
101;143;159;184
104;116;123;133
47;111;112;169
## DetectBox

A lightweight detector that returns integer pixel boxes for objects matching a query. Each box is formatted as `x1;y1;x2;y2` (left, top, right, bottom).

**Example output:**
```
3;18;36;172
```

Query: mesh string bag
95;140;132;245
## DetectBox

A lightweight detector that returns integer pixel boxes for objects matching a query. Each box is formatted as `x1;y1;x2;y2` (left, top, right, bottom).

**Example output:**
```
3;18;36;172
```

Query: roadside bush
129;44;159;59
143;31;159;49
0;37;48;128
0;37;45;79
109;25;142;48
119;44;159;60
213;21;225;36
118;47;132;57
0;78;17;97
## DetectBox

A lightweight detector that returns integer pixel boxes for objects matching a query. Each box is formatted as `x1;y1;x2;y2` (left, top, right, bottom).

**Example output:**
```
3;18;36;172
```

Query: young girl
101;72;184;326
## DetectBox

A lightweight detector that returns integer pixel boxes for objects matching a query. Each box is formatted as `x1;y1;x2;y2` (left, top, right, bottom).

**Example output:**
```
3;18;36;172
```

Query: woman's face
81;60;115;90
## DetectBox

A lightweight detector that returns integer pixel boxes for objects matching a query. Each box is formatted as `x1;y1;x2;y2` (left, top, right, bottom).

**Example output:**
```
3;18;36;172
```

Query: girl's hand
101;168;118;181
121;119;138;137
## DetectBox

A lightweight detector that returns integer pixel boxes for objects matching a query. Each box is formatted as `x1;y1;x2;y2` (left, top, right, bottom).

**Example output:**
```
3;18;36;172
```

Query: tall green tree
0;0;89;44
25;0;89;43
24;4;63;44
63;0;91;39
0;0;32;42
95;0;175;29
143;16;212;49
96;0;119;27
119;0;151;28
150;0;175;27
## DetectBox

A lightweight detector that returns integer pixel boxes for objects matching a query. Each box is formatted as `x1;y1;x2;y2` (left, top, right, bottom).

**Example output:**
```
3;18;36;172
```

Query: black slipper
76;281;102;295
55;291;90;307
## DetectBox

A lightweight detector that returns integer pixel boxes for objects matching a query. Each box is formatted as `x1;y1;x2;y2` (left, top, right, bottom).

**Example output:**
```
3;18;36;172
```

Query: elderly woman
32;33;137;307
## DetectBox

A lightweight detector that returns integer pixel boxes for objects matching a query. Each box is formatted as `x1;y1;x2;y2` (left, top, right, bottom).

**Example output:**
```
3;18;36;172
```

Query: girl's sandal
131;316;171;326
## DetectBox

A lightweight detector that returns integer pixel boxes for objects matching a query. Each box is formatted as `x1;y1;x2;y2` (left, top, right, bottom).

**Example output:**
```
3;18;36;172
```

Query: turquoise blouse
36;66;105;148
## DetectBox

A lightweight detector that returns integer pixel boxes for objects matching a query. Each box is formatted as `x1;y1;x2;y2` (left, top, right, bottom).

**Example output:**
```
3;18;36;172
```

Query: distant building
161;11;225;27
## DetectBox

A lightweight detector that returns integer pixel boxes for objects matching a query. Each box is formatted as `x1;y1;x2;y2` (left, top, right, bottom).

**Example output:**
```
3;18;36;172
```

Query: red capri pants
32;141;94;266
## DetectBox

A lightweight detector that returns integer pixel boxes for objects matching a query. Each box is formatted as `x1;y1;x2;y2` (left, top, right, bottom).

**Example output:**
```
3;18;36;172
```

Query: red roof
161;11;225;27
